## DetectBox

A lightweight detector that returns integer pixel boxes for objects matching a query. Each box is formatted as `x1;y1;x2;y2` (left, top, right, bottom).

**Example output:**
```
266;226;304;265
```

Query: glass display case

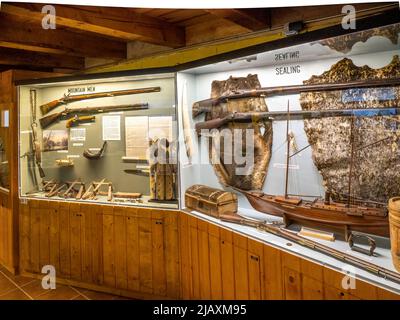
0;108;10;193
18;73;179;209
176;23;400;291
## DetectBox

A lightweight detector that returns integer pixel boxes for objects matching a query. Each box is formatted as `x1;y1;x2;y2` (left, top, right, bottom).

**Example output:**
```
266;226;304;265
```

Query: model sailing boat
240;101;390;239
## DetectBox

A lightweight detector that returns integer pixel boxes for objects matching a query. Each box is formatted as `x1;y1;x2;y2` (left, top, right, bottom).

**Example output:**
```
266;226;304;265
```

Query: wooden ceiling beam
0;47;85;70
0;13;126;59
1;3;185;48
205;9;270;31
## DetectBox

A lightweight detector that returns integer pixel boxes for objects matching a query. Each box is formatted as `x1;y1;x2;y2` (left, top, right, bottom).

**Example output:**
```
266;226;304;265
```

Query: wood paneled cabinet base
18;200;399;300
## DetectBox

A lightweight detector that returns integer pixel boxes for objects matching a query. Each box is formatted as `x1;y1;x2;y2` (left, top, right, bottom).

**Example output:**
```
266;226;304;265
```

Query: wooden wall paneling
19;201;30;272
208;223;223;300
138;209;153;294
80;204;93;283
113;206;128;290
300;259;324;300
58;202;71;279
188;215;200;299
377;287;400;300
164;212;180;299
198;220;211;299
151;210;167;297
91;204;104;285
48;201;60;275
233;233;249;299
38;200;50;271
219;227;235;299
102;205;116;287
178;212;191;299
0;196;8;266
126;208;140;292
282;252;302;300
323;267;359;300
69;203;82;281
247;239;264;300
29;200;41;273
262;244;284;299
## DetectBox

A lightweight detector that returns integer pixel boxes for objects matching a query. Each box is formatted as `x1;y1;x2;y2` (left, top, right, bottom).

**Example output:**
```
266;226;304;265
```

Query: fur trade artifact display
193;74;273;190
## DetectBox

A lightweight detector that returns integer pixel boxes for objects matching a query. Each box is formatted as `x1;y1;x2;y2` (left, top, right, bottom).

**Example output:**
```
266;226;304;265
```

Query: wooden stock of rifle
192;78;400;117
40;86;161;115
195;107;400;135
40;103;149;129
217;212;400;285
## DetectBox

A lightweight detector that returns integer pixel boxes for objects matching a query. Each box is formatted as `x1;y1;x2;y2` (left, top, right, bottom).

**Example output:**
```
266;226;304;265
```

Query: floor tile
20;280;62;299
37;285;82;300
0;273;17;295
0;289;30;300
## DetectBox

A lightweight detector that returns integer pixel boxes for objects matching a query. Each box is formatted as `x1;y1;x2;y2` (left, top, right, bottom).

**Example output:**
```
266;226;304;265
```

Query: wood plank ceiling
0;2;396;73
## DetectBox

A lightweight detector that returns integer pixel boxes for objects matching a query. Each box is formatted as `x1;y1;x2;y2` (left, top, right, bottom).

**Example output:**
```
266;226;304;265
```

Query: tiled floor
0;266;130;300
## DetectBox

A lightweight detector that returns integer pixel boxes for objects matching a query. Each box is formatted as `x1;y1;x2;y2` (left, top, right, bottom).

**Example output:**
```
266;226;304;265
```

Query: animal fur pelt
204;74;273;190
300;55;400;203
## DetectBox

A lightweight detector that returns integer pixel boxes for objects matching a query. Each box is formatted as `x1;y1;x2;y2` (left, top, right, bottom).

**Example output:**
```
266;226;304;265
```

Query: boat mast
347;116;356;207
285;100;290;198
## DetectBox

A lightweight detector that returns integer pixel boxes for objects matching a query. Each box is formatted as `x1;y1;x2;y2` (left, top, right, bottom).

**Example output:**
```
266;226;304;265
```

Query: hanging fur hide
203;74;273;190
300;55;400;203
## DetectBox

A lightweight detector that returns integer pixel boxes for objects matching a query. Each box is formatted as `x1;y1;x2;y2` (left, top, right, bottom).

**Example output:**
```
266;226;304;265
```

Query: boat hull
243;192;390;238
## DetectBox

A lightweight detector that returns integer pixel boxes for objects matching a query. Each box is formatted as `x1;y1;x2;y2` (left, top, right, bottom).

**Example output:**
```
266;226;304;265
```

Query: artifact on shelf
194;107;400;134
389;197;400;272
149;138;177;202
45;182;68;198
55;159;74;167
192;77;400;117
28;90;45;178
185;184;400;282
238;101;391;244
66;115;95;128
40;103;149;129
348;232;376;256
124;169;150;176
83;141;107;160
298;227;335;242
63;179;86;199
185;184;238;218
82;179;113;201
181;81;194;163
193;74;273;190
40;86;161;115
112;192;142;199
220;211;400;283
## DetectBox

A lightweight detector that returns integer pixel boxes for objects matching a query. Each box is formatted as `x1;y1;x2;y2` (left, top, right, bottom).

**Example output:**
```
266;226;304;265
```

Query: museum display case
18;73;179;209
176;22;400;293
15;21;400;298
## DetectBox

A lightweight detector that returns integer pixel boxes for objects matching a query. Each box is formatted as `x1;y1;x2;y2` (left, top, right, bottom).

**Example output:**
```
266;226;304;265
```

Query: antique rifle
192;78;400;117
40;86;160;115
195;107;400;135
66;115;95;128
40;103;149;129
217;212;400;285
29;90;45;178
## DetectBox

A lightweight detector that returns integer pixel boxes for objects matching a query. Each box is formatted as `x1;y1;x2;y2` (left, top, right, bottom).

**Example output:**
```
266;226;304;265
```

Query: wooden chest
185;184;238;218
